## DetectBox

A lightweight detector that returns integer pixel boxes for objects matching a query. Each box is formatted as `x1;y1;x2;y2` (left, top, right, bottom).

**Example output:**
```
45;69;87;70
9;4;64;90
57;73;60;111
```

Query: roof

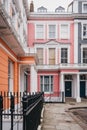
55;6;65;11
37;6;47;11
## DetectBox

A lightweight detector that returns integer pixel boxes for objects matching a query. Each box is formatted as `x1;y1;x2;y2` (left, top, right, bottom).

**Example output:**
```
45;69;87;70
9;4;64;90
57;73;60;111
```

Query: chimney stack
30;1;34;12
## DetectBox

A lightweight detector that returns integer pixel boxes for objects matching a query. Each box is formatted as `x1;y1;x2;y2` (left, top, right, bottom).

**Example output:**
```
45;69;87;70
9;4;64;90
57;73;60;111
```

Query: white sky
28;0;73;12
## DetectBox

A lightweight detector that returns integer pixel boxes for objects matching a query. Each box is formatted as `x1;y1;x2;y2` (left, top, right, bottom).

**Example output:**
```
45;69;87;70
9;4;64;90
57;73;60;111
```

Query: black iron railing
0;92;44;130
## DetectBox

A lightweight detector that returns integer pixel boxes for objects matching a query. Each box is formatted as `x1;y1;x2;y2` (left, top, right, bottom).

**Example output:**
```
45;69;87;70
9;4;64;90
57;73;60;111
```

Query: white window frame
40;75;53;93
35;24;45;39
82;23;87;39
48;48;55;65
81;45;87;64
35;44;45;64
47;45;58;65
82;2;87;13
36;48;44;65
60;24;70;39
47;24;57;39
60;46;70;64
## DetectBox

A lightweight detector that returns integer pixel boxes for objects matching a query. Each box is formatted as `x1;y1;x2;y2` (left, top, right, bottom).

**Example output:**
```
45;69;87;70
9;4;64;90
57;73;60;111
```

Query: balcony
0;3;26;56
36;63;87;71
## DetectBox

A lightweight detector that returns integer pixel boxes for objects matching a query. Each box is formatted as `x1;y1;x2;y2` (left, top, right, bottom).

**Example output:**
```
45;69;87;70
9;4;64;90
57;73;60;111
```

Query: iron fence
0;92;44;130
44;91;64;103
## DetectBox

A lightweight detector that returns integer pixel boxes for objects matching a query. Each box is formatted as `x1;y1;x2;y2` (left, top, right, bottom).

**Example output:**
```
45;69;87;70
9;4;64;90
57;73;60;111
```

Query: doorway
65;81;72;97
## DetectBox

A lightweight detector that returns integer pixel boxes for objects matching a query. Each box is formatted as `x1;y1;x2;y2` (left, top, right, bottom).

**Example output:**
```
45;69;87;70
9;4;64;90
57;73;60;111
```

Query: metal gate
0;92;44;130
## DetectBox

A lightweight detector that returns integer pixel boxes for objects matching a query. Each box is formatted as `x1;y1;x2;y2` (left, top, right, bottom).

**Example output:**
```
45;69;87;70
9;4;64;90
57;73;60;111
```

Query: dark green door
80;81;85;97
65;81;72;97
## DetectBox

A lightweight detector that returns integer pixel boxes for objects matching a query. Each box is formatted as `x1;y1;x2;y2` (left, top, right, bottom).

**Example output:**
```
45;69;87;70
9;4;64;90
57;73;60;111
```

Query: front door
65;81;72;97
80;81;85;97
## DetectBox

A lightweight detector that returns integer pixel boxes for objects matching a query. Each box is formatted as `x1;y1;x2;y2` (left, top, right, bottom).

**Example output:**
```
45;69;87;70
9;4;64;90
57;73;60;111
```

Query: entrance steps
65;97;76;103
81;98;87;102
65;97;87;103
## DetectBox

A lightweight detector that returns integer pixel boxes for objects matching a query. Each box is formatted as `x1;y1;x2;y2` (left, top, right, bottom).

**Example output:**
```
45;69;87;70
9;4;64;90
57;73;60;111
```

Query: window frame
82;47;87;64
60;47;70;64
61;48;68;63
47;24;57;39
60;24;70;40
40;75;53;93
37;48;43;65
82;23;87;39
35;24;45;39
49;48;55;65
82;2;87;13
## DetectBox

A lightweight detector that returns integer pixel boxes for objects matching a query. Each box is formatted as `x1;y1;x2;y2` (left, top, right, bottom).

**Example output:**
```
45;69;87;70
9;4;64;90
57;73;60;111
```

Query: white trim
78;20;87;23
38;73;59;76
74;20;78;63
55;47;58;64
43;48;45;64
28;21;74;24
79;72;87;74
0;43;17;61
47;47;49;65
61;72;87;75
61;72;79;75
76;74;81;102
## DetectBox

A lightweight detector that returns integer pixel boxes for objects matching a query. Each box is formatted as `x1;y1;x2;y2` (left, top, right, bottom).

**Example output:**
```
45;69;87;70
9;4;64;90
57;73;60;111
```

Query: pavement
41;101;87;130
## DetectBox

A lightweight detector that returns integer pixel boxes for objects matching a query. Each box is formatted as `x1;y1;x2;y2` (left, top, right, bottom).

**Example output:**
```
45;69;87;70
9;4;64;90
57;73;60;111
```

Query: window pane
61;24;68;39
49;48;55;65
83;48;87;63
61;48;68;63
37;48;43;64
36;25;44;39
83;24;87;38
84;4;87;12
40;76;53;92
49;25;56;39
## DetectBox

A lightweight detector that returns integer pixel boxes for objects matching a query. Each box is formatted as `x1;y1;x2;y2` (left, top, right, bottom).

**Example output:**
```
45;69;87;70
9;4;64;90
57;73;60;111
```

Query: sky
28;0;73;12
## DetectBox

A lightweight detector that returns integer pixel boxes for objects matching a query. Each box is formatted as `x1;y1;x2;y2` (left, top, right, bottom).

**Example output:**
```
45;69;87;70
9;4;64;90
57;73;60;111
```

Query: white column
74;20;78;64
60;74;64;92
76;74;81;102
30;65;37;92
20;66;25;93
60;74;65;102
73;75;77;98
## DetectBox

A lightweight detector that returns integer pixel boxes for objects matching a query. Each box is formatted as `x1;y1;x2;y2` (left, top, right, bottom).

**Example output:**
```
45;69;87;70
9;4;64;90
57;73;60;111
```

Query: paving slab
42;102;87;130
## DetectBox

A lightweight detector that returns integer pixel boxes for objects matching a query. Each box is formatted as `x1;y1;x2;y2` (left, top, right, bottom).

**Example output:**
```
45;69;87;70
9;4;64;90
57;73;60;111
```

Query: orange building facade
0;38;37;93
0;0;37;94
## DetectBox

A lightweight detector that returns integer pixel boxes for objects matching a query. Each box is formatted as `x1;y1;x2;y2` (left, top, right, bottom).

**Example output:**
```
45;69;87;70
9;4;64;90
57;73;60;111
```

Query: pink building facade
27;1;87;102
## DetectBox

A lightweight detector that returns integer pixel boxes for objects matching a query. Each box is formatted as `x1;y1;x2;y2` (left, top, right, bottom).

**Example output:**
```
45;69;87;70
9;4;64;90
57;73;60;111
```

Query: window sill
44;92;53;94
82;38;87;40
